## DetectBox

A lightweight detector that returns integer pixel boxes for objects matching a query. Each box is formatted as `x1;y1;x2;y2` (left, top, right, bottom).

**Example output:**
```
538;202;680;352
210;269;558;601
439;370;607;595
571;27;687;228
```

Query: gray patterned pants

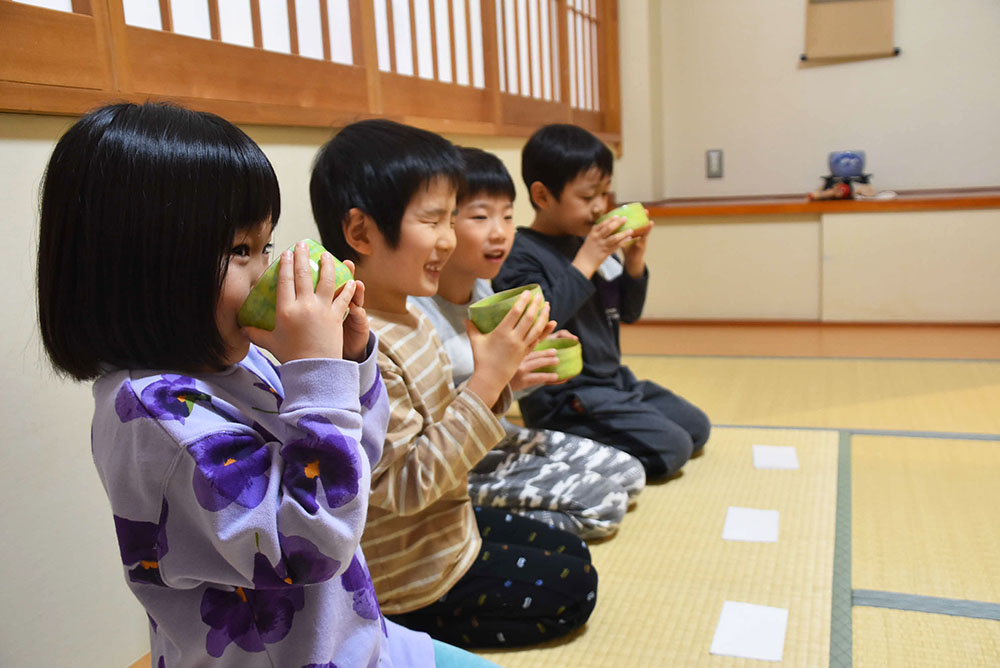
468;427;646;539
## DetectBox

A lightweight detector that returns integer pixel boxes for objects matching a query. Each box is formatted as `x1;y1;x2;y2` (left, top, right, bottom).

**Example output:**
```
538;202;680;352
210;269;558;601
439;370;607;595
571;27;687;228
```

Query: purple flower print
252;421;278;445
188;432;272;512
200;550;306;657
254;381;284;410
113;499;169;586
279;533;341;586
359;372;383;411
130;375;211;423
303;663;339;668
157;658;165;668
281;415;361;514
341;556;385;633
115;381;152;422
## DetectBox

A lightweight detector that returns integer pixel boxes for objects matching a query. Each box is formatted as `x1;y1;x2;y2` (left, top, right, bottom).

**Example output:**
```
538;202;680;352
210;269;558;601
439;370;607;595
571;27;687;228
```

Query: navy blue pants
388;507;598;648
520;366;711;481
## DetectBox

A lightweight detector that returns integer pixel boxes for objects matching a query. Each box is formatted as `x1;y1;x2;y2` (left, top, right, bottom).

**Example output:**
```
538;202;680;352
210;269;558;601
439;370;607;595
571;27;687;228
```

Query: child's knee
691;409;711;451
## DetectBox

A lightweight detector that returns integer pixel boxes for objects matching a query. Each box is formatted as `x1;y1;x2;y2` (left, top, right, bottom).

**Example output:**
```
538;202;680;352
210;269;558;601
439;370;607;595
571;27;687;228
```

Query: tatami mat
853;607;1000;668
852;435;1000;604
621;355;1000;435
478;427;839;668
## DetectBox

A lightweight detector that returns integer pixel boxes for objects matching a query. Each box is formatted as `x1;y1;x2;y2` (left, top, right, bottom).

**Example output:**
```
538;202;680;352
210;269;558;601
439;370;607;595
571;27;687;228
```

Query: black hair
456;146;516;205
310;119;464;262
521;123;614;209
37;102;281;380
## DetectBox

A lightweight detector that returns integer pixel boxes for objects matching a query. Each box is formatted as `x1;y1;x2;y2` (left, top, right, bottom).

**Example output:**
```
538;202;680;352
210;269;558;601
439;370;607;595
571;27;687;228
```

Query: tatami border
714;423;1000;442
830;431;853;668
623;352;1000;364
852;590;1000;622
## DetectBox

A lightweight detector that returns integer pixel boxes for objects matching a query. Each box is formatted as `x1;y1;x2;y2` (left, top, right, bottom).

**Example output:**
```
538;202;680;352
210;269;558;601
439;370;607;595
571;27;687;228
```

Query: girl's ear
529;181;554;210
343;207;374;256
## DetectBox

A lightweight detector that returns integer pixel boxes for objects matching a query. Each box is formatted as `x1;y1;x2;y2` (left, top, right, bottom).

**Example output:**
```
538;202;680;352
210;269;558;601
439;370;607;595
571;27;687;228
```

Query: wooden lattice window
0;0;620;143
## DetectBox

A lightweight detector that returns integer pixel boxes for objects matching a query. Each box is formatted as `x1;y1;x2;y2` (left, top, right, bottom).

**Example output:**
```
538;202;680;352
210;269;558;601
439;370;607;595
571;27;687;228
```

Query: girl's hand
572;216;633;279
245;242;354;363
340;259;370;363
465;292;552;406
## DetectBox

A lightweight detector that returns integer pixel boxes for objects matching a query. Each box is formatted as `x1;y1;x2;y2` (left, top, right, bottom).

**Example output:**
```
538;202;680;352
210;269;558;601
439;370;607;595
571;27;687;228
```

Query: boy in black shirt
493;124;710;480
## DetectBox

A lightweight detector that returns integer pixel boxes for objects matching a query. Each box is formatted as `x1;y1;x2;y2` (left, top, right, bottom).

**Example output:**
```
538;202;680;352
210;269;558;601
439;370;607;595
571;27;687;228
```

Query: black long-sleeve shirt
493;227;648;390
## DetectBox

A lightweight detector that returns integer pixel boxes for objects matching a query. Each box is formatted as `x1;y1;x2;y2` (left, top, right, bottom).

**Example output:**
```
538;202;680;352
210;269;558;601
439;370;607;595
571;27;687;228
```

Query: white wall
0;114;532;667
616;0;1000;201
0;114;150;667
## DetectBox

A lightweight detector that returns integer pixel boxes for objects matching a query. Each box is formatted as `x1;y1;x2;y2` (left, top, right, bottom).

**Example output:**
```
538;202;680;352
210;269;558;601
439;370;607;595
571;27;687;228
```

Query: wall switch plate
706;149;723;178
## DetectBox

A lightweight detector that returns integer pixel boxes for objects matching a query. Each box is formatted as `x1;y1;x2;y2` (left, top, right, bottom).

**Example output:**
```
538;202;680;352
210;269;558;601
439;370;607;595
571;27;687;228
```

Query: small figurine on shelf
808;150;878;200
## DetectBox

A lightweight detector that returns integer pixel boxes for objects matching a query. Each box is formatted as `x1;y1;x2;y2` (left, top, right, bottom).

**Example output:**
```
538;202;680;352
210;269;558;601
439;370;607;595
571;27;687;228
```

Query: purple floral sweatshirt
90;340;434;667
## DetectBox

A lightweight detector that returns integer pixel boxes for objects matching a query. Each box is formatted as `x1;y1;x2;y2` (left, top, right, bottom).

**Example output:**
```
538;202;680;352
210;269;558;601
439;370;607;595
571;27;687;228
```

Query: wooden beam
428;0;439;80
320;0;331;60
158;0;172;31
464;0;474;86
386;0;397;73
480;0;503;122
287;0;299;55
207;0;221;41
349;0;363;65
408;0;419;75
447;0;457;84
358;0;384;112
250;0;262;47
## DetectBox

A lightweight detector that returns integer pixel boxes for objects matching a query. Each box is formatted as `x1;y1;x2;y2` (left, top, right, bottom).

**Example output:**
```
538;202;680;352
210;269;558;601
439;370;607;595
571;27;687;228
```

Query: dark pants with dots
520;366;711;481
387;506;598;648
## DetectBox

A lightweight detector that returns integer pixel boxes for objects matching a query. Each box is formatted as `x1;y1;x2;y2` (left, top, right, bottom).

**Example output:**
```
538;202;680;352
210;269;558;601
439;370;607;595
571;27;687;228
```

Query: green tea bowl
237;238;352;331
596;202;651;235
468;284;544;333
533;338;583;381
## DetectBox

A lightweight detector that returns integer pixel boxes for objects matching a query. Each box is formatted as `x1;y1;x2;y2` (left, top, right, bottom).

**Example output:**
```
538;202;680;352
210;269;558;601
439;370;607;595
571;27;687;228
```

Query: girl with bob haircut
37;102;495;667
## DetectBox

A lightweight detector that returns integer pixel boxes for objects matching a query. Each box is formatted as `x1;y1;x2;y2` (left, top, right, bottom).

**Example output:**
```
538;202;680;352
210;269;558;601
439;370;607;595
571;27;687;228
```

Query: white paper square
753;444;800;470
722;506;779;543
710;601;789;662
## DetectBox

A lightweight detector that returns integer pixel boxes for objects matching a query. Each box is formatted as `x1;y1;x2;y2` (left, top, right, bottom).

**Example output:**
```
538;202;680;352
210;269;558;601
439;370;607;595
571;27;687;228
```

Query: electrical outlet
706;149;723;178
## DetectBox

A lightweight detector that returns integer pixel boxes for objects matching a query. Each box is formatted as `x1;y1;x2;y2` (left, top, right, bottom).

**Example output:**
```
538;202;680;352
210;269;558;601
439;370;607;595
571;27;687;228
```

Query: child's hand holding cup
239;239;363;362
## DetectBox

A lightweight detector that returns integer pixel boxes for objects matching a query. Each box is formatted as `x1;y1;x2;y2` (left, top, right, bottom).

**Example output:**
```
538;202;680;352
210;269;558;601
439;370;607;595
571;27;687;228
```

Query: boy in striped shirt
310;119;598;649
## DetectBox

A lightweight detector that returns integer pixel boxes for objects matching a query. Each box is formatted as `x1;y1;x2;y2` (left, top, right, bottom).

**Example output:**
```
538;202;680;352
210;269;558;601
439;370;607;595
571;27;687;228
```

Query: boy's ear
529;181;554;210
342;207;374;256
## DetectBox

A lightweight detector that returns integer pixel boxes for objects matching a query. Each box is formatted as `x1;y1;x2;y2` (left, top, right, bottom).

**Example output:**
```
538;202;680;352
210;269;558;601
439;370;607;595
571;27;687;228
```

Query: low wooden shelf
644;187;1000;220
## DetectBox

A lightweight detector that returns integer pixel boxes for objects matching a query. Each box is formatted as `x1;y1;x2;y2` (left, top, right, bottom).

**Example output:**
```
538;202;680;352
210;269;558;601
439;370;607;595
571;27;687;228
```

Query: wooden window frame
0;0;620;146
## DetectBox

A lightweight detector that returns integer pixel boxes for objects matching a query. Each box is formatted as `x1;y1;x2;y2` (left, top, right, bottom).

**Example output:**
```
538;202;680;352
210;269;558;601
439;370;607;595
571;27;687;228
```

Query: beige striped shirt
363;305;508;614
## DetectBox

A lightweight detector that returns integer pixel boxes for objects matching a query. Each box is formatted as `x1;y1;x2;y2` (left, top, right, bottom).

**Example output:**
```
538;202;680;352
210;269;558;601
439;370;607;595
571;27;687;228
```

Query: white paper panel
123;0;162;30
502;0;517;94
516;0;529;95
295;0;324;60
413;0;433;79
258;0;291;54
328;0;353;65
468;0;484;87
12;0;73;12
219;0;253;47
452;0;470;85
374;0;390;70
392;0;414;75
434;0;453;82
171;0;211;39
527;0;541;98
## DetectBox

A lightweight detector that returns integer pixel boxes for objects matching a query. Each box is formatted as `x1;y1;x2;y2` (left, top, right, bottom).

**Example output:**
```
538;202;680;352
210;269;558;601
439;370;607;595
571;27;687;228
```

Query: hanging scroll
804;0;895;61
